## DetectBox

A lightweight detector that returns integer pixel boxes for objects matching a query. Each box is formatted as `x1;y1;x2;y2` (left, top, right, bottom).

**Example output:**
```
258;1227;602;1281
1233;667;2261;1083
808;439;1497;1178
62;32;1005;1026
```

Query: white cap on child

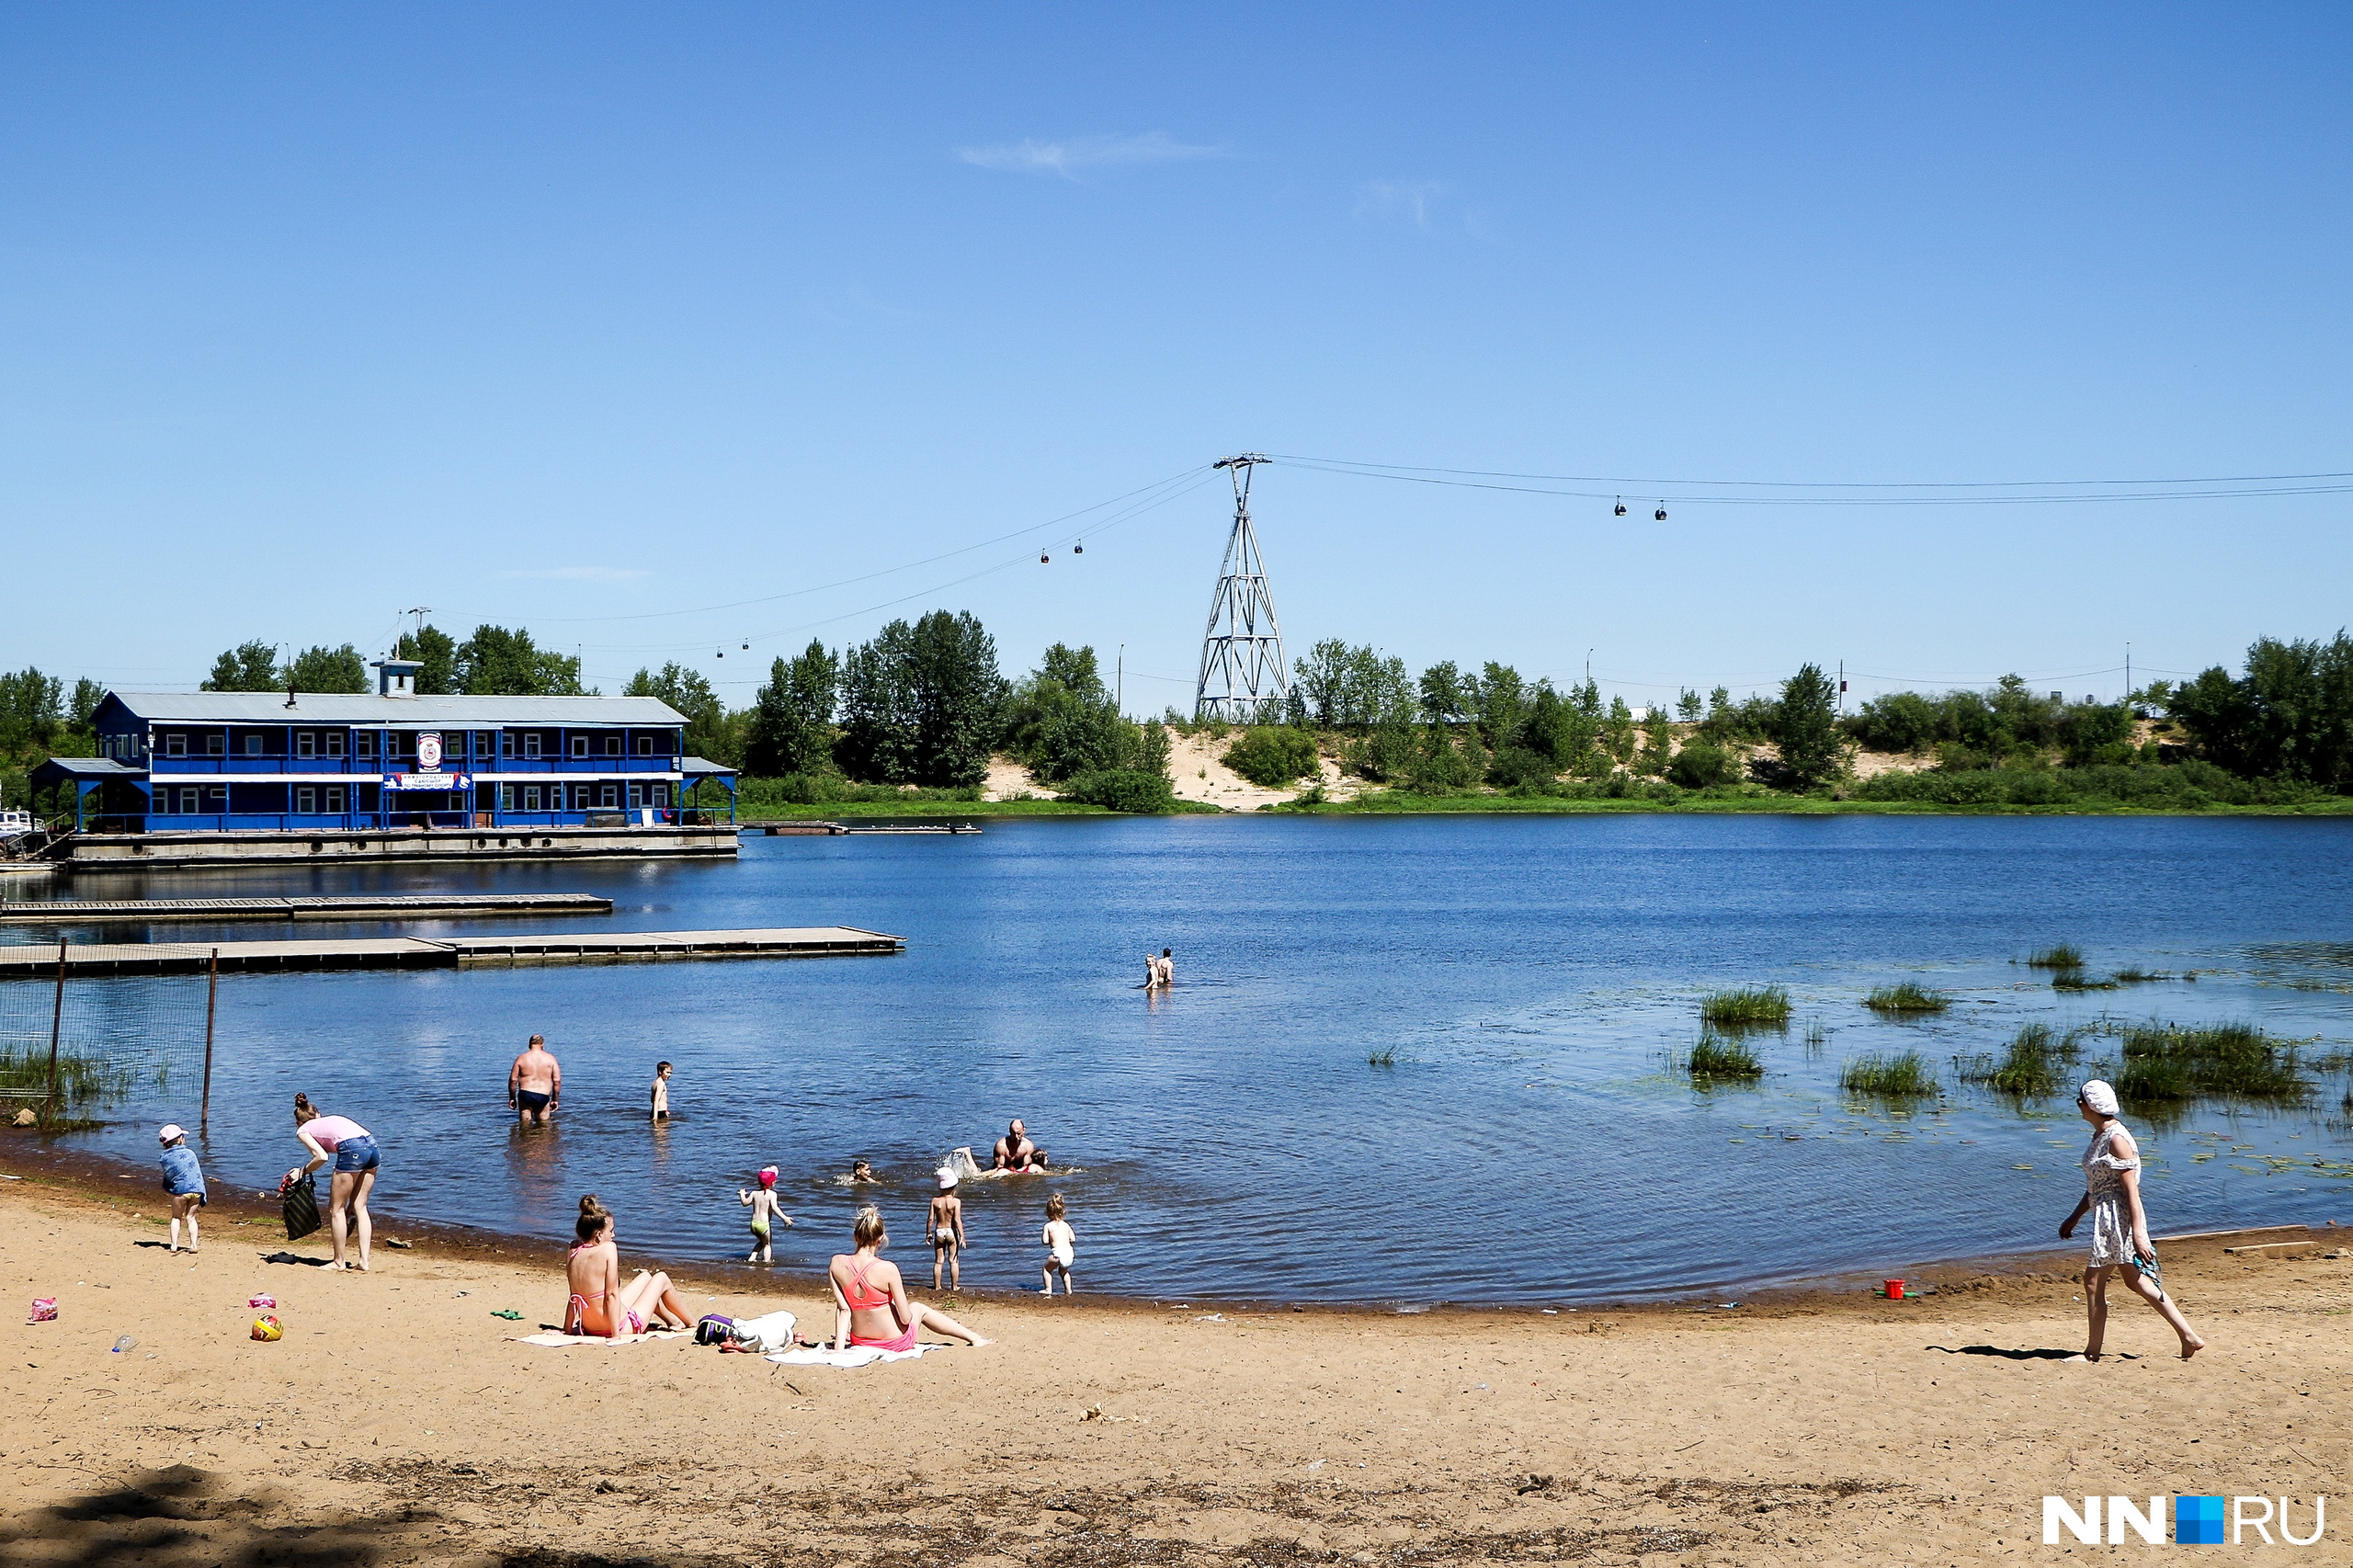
937;1167;959;1189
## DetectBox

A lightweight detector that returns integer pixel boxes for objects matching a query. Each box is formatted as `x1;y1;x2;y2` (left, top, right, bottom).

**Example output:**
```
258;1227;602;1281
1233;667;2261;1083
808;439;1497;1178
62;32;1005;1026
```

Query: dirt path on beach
2;1169;2347;1565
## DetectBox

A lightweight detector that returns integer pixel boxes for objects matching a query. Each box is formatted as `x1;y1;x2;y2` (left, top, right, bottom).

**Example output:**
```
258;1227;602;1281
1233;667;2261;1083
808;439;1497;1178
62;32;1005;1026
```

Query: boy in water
927;1169;967;1290
1040;1193;1075;1295
848;1159;877;1184
737;1166;793;1262
158;1124;206;1254
649;1062;673;1123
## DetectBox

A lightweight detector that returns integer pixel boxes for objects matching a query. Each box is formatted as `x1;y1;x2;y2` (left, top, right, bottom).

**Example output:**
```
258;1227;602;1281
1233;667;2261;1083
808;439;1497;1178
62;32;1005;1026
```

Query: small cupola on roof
371;658;423;698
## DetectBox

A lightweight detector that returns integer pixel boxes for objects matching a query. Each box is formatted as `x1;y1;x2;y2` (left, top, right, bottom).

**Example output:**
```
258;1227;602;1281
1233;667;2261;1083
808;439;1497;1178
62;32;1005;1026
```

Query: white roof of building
101;692;688;726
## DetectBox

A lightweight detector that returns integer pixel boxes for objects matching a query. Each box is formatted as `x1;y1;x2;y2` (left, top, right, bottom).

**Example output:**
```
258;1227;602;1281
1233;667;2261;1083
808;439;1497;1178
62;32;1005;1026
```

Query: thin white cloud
955;131;1224;179
496;566;650;583
1357;179;1446;230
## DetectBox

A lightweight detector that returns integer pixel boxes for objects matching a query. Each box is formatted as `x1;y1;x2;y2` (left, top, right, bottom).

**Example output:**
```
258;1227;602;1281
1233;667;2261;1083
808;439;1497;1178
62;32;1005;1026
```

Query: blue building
34;661;739;859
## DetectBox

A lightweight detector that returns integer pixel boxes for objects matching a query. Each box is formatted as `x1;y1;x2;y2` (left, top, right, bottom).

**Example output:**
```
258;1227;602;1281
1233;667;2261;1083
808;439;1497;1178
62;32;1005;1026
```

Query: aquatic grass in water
1697;986;1791;1028
1958;1023;2083;1096
1840;1051;1938;1096
1803;1018;1828;1053
2114;1021;2308;1102
1864;983;1949;1014
0;1043;137;1117
2052;970;2120;992
2028;944;2085;971
2113;967;2171;983
1685;1029;1763;1082
1368;1046;1398;1067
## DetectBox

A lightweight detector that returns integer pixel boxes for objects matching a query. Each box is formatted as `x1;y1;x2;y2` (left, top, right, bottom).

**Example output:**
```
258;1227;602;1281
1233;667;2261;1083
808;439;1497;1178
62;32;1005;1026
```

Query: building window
244;734;264;756
474;732;494;760
500;732;514;759
650;784;668;808
570;735;587;758
355;732;374;759
296;733;315;759
627;784;643;809
524;785;541;812
499;784;514;811
324;732;345;758
525;733;542;760
165;733;187;758
296;787;316;813
176;787;200;814
634;735;653;756
599;784;619;809
324;786;346;812
206;733;225;756
604;735;622;756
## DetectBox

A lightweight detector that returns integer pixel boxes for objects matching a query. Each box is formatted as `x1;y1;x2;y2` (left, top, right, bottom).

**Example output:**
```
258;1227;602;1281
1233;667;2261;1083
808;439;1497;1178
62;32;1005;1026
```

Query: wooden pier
0;893;612;924
0;926;904;976
740;823;982;835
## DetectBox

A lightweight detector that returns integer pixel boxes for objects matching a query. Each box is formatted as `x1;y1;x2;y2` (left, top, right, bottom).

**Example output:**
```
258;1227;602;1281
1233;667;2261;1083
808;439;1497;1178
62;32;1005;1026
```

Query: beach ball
250;1314;282;1342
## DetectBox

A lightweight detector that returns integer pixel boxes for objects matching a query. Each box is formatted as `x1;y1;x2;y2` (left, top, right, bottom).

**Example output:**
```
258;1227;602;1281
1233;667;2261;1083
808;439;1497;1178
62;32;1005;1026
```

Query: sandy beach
2;1162;2345;1565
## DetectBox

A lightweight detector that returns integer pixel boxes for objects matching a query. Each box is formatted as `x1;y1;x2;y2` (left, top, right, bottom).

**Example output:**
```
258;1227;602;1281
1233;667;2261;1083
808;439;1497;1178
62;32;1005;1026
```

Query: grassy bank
1286;789;2353;817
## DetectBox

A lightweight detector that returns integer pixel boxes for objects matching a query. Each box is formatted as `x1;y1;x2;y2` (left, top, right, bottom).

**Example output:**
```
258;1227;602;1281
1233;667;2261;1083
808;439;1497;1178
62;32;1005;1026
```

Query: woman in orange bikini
564;1195;694;1339
828;1206;989;1351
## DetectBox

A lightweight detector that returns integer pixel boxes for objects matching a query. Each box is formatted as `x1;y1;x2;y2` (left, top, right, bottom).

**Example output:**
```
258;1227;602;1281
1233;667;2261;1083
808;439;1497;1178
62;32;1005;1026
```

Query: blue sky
6;6;2348;710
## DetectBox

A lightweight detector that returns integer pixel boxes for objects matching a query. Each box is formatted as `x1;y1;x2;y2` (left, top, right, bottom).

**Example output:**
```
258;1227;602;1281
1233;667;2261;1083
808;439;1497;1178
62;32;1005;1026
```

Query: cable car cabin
56;659;735;838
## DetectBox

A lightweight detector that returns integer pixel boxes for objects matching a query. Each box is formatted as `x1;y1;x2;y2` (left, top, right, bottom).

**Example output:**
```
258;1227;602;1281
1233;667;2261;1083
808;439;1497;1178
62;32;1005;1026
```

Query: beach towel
765;1341;939;1369
516;1329;688;1347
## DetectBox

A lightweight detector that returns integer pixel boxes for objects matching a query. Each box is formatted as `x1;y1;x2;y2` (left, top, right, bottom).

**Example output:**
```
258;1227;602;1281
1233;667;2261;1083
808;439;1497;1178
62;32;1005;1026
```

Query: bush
1852;759;2329;810
1485;745;1556;789
1401;730;1483;793
1223;726;1322;788
1060;768;1177;813
1665;740;1740;790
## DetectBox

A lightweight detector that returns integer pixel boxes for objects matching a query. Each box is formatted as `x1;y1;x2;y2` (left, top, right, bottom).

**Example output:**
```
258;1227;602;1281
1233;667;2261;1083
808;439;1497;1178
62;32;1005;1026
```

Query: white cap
2079;1079;2120;1116
157;1124;186;1144
937;1167;959;1189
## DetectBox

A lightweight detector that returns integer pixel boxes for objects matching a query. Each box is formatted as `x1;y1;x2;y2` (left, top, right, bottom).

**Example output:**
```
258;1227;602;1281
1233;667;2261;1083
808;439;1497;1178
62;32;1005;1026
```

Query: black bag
281;1173;321;1242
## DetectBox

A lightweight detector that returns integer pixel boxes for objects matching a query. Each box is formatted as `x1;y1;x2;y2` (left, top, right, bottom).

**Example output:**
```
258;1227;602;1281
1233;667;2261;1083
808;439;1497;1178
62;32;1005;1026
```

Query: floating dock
739;823;982;835
0;892;612;924
0;926;904;975
57;823;739;869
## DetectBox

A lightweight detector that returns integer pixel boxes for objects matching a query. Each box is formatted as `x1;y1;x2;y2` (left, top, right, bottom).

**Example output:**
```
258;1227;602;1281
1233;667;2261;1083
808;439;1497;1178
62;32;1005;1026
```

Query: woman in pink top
289;1093;380;1272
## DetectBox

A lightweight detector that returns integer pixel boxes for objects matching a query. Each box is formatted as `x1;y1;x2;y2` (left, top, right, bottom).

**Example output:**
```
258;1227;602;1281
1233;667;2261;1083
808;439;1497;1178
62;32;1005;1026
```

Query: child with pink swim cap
737;1165;793;1264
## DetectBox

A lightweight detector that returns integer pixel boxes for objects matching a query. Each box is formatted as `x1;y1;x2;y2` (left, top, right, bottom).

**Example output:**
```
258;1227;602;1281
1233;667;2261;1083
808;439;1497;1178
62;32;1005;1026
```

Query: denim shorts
333;1133;381;1174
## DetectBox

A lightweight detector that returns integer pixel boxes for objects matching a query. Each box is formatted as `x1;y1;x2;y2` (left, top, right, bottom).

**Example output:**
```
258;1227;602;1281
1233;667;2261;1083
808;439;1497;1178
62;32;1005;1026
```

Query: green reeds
2113;1021;2308;1102
1368;1046;1398;1067
2113;967;2171;984
1698;986;1791;1028
1864;983;1949;1015
1803;1018;1828;1052
1686;1029;1764;1081
2052;971;2120;992
0;1043;136;1116
1840;1051;1938;1096
1958;1023;2082;1096
2027;944;2085;971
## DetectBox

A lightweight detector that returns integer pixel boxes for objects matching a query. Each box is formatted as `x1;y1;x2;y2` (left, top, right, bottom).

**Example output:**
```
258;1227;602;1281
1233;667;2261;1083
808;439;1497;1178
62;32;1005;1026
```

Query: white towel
517;1329;687;1347
765;1342;938;1369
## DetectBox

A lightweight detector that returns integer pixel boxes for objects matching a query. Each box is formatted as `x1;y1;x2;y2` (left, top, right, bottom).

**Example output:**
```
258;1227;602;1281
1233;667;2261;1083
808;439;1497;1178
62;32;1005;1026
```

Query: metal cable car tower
1193;454;1290;722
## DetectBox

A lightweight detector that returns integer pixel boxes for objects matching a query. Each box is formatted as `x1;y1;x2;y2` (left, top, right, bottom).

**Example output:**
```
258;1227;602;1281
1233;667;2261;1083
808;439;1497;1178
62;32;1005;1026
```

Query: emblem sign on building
416;733;444;769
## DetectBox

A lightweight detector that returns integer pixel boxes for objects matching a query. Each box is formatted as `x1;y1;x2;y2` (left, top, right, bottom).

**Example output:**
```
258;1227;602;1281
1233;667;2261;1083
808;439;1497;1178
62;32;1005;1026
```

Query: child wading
928;1168;967;1290
649;1061;673;1123
1040;1193;1075;1295
738;1165;794;1262
158;1123;206;1254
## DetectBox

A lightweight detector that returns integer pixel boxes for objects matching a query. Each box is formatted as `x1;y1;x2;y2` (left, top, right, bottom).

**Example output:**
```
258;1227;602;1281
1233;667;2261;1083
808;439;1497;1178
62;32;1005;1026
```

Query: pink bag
28;1298;57;1324
247;1295;277;1310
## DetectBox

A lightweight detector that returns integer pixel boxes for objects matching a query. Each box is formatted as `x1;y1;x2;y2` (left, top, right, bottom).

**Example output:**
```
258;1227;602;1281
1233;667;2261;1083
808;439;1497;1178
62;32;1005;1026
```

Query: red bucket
1882;1278;1905;1300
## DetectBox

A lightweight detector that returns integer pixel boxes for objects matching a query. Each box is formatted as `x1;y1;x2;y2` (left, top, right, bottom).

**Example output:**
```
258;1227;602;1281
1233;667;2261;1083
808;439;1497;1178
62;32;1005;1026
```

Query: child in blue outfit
158;1123;206;1254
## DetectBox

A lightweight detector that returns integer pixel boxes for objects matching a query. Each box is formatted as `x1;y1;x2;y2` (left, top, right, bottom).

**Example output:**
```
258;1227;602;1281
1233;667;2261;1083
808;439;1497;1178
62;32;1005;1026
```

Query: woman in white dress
2057;1078;2205;1361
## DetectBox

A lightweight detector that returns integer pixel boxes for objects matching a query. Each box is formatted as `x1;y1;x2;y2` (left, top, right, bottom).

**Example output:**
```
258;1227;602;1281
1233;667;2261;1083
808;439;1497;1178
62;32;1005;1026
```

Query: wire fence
0;947;216;1126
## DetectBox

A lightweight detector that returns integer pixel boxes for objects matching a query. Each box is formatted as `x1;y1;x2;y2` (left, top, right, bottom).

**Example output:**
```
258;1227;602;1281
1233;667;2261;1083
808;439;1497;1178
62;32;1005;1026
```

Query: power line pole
1193;456;1290;723
1117;644;1125;715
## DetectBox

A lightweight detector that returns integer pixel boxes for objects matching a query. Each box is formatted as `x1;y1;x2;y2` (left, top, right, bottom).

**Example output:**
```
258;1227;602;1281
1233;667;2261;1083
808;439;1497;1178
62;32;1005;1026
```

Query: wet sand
4;1156;2347;1565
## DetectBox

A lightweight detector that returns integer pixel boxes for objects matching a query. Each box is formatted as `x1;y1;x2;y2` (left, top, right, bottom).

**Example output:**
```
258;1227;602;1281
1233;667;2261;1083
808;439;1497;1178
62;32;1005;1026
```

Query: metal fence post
201;948;219;1133
44;938;64;1126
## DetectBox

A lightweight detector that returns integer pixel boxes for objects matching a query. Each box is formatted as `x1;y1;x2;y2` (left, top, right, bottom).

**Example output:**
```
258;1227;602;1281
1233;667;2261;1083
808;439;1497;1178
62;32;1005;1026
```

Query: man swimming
508;1035;562;1126
992;1119;1039;1173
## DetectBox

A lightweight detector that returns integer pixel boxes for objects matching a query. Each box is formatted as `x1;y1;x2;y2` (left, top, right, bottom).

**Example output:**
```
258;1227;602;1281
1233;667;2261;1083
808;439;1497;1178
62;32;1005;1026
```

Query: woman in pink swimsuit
564;1196;694;1339
828;1206;989;1352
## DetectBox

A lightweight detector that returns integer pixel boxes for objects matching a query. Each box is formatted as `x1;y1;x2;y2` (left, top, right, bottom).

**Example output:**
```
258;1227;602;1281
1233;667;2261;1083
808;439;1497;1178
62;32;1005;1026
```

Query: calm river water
6;814;2352;1303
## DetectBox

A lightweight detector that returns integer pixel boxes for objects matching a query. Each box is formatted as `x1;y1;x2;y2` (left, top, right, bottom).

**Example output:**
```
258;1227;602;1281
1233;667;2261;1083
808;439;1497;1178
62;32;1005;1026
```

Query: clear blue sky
6;6;2347;710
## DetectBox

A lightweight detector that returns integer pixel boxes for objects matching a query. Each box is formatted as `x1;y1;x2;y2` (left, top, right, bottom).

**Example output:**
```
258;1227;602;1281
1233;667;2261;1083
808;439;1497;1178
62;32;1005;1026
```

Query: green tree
453;626;584;696
2169;631;2353;789
0;668;65;753
1001;642;1130;782
1473;662;1530;753
1600;695;1638;765
1223;725;1322;788
394;625;458;694
202;640;281;692
1638;703;1676;776
68;678;104;732
1677;688;1703;723
745;640;840;777
836;611;1003;787
287;644;369;693
625;662;739;764
1774;663;1844;788
1418;661;1471;725
1134;719;1173;779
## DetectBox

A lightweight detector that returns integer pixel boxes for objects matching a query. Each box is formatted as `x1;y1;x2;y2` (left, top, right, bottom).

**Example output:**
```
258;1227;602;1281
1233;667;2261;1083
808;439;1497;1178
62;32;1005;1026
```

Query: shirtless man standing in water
509;1035;562;1126
993;1119;1039;1173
